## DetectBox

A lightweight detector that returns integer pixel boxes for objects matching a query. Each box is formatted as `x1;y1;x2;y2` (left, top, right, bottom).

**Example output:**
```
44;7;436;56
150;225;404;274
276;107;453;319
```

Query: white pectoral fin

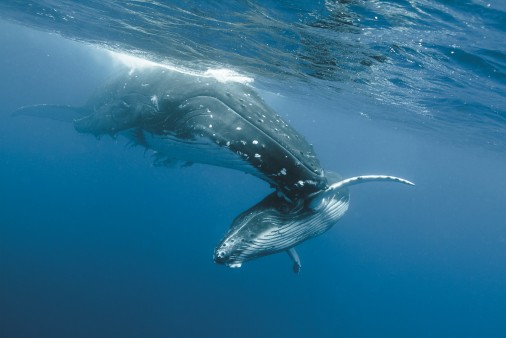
287;247;301;274
308;175;414;211
328;175;415;191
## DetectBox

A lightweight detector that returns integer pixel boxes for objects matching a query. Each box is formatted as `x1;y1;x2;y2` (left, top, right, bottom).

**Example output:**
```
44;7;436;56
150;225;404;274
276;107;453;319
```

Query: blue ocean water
0;1;505;337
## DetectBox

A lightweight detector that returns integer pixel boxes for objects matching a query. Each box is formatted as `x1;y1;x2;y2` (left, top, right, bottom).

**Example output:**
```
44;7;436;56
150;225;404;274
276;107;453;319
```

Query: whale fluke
12;104;86;123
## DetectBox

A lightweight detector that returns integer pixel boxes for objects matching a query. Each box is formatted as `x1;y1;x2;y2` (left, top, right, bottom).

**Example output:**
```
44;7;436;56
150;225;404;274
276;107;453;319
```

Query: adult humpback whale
15;64;414;273
19;66;326;199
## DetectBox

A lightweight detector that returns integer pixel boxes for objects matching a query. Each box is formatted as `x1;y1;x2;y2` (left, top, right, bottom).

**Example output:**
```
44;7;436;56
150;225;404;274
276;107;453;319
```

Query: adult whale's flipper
309;175;415;210
12;104;87;123
327;175;415;190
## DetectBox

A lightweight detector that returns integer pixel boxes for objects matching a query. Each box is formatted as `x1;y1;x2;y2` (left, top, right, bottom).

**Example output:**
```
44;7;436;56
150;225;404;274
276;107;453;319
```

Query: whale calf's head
213;193;300;268
213;176;350;268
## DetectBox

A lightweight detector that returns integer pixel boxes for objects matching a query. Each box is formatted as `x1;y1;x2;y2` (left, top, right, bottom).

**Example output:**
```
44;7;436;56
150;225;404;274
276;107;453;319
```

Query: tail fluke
12;104;86;123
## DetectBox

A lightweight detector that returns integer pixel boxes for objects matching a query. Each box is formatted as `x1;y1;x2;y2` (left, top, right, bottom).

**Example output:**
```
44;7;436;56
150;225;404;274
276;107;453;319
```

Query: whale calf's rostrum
15;65;414;273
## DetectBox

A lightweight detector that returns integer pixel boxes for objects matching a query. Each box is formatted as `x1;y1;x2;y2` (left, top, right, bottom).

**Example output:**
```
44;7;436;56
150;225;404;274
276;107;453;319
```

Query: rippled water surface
1;1;505;338
1;0;505;147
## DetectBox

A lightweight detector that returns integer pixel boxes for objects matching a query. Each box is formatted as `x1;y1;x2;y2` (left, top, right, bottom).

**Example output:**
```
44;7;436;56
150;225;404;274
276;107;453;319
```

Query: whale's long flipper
309;175;414;211
12;104;86;123
328;175;415;191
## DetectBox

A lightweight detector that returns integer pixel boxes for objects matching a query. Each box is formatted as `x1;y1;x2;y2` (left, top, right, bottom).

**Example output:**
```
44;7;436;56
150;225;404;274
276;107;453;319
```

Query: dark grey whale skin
75;67;327;199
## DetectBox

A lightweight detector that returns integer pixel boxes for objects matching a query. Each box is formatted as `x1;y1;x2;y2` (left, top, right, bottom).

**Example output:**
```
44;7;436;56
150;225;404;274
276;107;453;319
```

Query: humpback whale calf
15;64;414;273
214;172;413;273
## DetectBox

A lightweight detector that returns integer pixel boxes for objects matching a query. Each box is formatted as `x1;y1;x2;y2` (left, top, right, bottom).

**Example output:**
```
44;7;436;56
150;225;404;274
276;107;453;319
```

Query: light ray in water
107;50;253;84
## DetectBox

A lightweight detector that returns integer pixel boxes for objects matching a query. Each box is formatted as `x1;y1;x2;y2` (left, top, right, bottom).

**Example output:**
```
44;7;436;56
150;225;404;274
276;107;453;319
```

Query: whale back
76;67;327;197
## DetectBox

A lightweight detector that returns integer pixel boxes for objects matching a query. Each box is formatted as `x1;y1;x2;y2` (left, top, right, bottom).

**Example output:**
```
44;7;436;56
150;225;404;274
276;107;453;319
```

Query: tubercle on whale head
213;245;243;268
213;218;258;268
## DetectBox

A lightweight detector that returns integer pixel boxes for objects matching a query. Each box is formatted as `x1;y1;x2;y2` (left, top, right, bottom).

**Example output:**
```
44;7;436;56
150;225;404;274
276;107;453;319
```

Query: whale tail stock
12;104;87;123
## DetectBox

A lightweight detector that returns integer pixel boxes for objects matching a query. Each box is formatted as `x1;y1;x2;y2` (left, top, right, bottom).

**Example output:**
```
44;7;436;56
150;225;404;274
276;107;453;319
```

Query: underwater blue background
1;1;506;337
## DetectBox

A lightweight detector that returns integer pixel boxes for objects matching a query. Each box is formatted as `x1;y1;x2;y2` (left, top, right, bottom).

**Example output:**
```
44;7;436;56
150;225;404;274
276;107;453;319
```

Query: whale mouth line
214;249;246;269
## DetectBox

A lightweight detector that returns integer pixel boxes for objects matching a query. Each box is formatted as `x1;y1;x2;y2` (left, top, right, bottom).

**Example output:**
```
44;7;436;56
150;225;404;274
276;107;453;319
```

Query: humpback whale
15;64;414;273
214;172;413;273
